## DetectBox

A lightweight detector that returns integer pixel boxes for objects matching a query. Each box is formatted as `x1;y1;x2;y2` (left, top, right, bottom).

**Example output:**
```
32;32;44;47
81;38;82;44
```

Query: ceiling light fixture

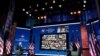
42;8;45;10
50;6;53;9
26;11;29;14
45;2;48;5
41;16;44;19
22;8;25;11
74;12;76;14
53;0;56;3
38;17;40;19
44;16;47;19
29;14;32;16
70;12;73;15
59;4;62;8
77;10;81;14
35;9;37;12
83;4;86;7
83;0;86;3
36;4;39;7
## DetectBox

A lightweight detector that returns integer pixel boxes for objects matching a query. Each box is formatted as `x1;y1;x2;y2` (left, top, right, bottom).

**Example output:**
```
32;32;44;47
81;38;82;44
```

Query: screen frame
40;33;68;51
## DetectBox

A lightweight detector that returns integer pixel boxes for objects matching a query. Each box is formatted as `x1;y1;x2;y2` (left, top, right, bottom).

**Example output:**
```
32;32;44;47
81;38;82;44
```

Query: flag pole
2;0;15;55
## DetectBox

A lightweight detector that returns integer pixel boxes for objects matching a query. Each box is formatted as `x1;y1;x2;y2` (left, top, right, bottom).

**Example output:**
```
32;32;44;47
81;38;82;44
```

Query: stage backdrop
32;22;82;56
93;21;100;45
12;27;30;55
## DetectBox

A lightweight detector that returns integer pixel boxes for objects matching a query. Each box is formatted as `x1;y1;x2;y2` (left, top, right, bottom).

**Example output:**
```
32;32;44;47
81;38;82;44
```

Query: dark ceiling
14;0;94;16
0;0;95;27
0;0;10;27
14;0;94;27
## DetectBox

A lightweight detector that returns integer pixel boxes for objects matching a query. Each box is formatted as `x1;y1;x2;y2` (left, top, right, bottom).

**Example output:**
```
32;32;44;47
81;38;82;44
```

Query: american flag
89;29;100;56
92;31;100;55
5;23;16;55
89;34;96;56
28;43;34;55
0;38;3;55
75;41;80;48
6;40;12;55
75;36;80;48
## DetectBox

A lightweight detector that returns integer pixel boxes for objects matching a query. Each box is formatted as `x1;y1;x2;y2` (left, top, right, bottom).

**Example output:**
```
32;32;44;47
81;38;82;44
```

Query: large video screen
41;33;67;50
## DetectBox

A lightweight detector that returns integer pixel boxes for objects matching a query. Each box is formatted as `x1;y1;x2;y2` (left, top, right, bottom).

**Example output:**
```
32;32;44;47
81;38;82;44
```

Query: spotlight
26;11;29;14
42;8;45;10
41;16;44;19
45;2;48;5
35;9;37;12
53;0;56;3
44;16;47;19
83;0;86;3
70;12;73;15
59;4;62;8
36;4;39;7
29;14;32;16
50;6;53;9
83;4;86;7
74;12;76;14
22;8;25;11
38;17;40;19
78;10;81;14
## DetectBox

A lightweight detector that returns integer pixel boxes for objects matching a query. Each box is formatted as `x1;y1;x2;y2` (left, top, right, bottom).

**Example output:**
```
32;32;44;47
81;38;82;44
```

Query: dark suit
15;45;23;56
